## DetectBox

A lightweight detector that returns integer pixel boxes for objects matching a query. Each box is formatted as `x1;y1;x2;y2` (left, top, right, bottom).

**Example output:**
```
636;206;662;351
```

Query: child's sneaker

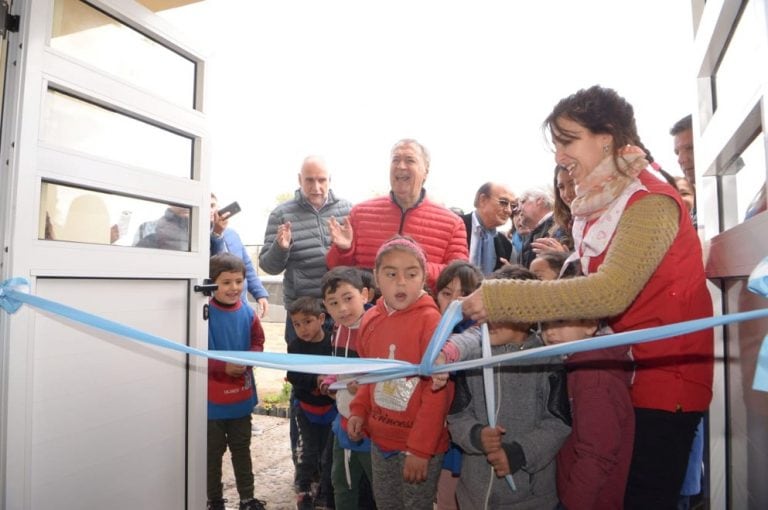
207;500;226;510
296;491;313;510
313;495;335;509
239;498;267;510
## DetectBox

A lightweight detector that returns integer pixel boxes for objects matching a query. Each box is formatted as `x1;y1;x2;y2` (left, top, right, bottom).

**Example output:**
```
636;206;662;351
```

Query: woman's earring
602;144;610;154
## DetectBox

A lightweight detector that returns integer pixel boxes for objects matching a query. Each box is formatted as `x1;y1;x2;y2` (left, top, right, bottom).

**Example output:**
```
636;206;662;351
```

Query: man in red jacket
327;138;468;290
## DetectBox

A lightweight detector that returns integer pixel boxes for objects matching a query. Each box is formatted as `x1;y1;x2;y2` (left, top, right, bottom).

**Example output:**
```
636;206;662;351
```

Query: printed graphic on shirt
372;343;418;411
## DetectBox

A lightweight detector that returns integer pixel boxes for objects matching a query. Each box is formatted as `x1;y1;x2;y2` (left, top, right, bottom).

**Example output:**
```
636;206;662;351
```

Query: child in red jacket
541;318;634;510
347;236;454;509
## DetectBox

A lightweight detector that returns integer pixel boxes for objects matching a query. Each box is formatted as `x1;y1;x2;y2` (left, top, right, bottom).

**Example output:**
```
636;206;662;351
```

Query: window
41;89;194;178
40;181;192;250
50;0;196;108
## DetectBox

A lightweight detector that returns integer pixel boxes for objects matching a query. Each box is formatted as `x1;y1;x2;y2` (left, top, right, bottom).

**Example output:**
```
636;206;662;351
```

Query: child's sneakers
207;500;226;510
239;498;267;510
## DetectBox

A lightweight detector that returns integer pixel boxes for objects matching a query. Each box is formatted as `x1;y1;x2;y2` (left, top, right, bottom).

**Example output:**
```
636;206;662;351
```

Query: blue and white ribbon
1;258;767;390
2;259;767;494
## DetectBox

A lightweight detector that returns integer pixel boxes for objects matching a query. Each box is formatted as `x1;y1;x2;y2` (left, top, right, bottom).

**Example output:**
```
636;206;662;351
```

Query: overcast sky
163;0;696;244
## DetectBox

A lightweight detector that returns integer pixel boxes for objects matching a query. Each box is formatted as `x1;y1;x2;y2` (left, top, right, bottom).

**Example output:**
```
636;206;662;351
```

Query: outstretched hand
328;216;353;251
531;236;567;254
462;288;488;324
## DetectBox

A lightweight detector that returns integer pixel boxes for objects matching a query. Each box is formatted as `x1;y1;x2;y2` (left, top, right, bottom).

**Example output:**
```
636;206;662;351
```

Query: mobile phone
217;201;241;220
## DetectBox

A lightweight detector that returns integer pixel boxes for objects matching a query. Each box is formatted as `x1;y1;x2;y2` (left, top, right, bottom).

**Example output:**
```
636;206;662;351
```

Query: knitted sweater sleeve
482;194;679;322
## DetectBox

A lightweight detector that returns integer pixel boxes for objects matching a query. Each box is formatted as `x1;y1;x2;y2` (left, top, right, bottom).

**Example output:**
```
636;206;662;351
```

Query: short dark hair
287;296;325;317
487;263;539;282
473;182;493;208
534;250;581;279
670;114;692;136
436;260;484;296
210;253;245;281
321;266;365;297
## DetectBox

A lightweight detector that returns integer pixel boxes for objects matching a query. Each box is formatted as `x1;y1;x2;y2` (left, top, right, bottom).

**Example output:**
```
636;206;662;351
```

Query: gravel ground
220;414;295;509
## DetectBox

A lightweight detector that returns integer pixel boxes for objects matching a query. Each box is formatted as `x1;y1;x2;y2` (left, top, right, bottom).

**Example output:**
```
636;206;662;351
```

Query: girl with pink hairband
347;235;453;509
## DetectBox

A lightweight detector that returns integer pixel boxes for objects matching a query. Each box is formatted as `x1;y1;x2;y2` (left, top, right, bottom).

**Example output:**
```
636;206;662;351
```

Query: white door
0;1;210;508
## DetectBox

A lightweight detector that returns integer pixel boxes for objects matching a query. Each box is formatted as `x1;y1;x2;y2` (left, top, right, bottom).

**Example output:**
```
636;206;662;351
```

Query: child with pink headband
347;235;454;509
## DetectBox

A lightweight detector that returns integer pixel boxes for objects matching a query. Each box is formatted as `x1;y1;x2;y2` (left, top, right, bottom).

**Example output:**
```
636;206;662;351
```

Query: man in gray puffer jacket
259;156;352;343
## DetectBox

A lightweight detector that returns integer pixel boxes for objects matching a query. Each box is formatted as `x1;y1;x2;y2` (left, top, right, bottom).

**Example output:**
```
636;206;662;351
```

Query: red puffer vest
585;170;713;412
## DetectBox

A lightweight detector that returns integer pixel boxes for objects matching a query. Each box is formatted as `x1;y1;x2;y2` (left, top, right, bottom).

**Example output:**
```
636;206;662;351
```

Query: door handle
194;278;218;296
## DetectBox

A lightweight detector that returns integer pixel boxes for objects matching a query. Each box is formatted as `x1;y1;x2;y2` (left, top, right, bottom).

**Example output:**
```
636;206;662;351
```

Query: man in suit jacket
461;182;516;274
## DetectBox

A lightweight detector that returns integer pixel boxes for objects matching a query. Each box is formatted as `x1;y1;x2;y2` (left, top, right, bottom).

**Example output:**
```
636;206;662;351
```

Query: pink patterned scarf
569;145;649;221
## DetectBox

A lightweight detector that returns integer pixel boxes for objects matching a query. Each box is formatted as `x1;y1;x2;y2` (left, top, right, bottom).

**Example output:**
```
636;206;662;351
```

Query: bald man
259;156;353;343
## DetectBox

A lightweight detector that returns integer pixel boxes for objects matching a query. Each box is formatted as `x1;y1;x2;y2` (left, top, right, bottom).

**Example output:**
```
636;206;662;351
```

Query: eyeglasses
494;198;515;210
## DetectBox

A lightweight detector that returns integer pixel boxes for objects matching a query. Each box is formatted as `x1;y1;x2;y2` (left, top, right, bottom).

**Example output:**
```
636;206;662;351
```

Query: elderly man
259;156;352;343
516;188;555;269
327;138;468;289
462;182;515;274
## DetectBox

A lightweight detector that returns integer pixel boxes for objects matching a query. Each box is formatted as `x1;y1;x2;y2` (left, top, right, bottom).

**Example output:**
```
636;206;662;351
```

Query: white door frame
0;1;210;508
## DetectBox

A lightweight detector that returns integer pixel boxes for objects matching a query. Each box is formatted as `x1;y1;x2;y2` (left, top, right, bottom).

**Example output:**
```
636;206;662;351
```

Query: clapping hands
276;221;292;250
328;216;353;250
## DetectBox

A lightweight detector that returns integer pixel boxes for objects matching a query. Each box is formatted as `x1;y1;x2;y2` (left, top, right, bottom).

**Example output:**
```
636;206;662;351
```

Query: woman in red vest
462;85;713;510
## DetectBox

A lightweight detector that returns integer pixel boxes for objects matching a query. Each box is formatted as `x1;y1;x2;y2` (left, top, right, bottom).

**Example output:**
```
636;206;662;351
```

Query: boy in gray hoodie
441;265;571;509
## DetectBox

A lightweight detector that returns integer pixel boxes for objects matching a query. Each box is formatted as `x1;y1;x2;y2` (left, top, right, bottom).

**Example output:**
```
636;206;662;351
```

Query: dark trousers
332;438;375;510
624;408;702;510
207;415;254;501
286;314;335;472
294;405;334;500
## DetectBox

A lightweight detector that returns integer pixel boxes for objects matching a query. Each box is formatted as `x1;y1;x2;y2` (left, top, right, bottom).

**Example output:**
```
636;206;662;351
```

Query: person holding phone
211;193;270;318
